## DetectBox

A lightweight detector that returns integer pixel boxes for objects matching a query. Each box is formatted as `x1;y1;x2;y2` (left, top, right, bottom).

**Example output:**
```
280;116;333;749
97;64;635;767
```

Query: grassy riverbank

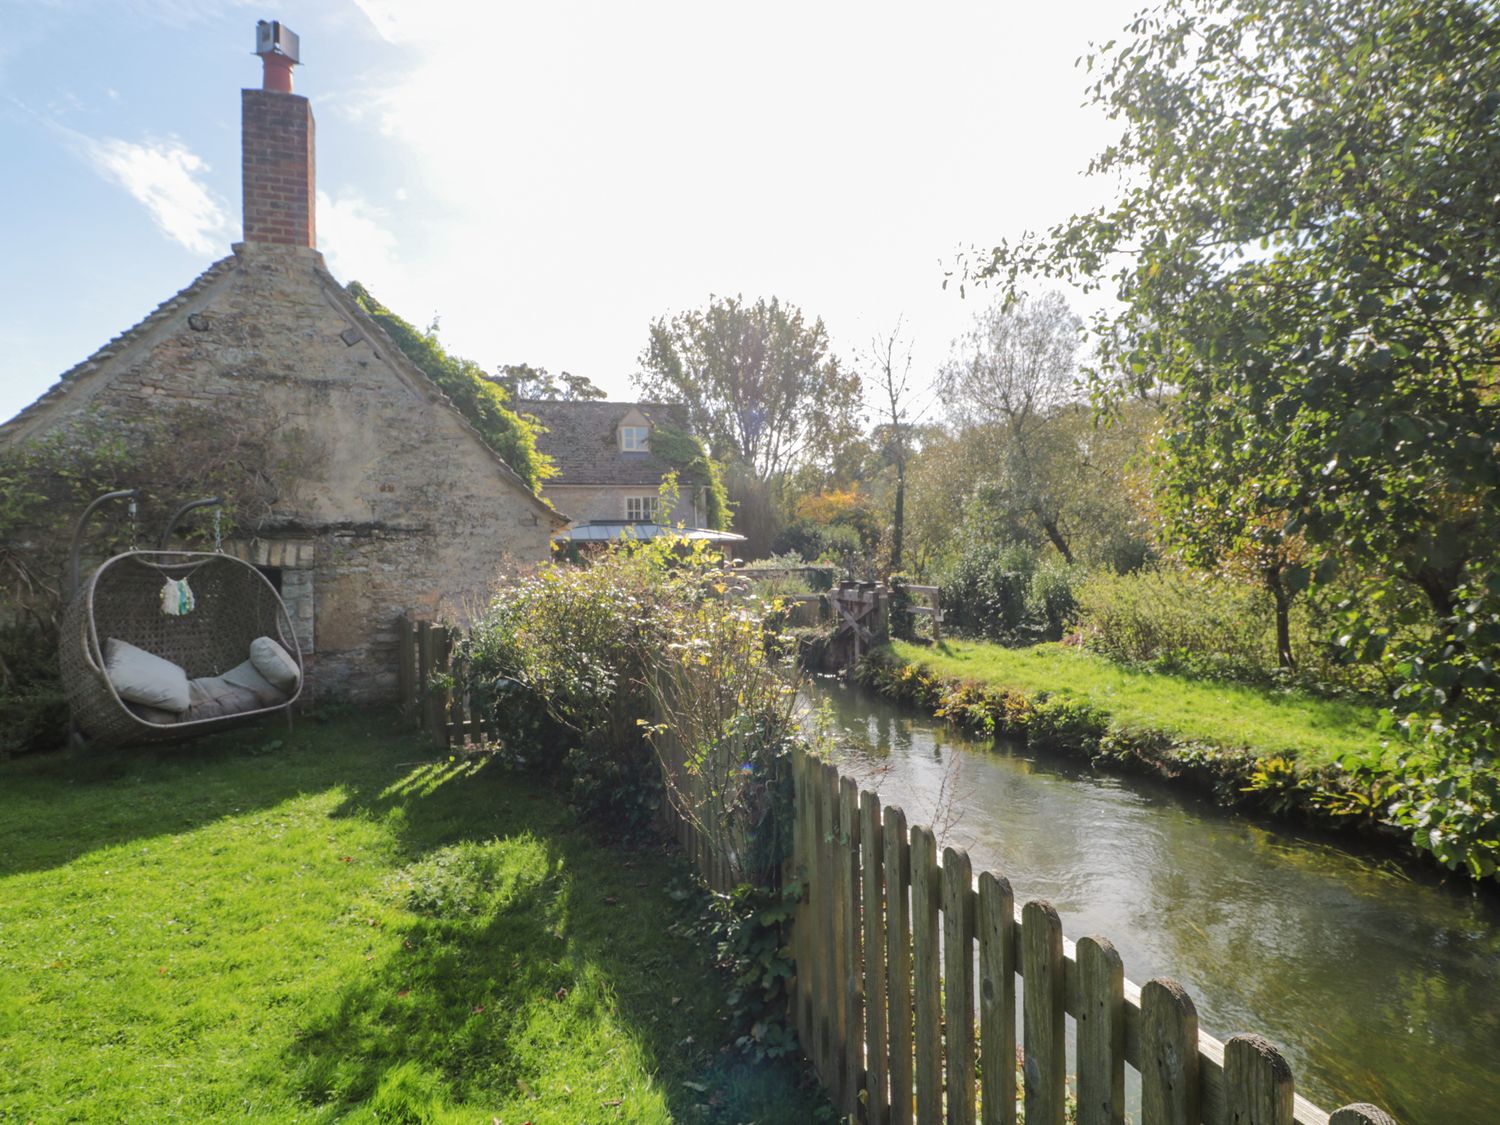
859;639;1424;840
0;713;826;1123
893;639;1392;769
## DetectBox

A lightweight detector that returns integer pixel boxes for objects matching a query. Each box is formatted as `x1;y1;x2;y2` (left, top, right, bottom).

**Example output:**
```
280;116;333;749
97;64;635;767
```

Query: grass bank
859;640;1418;840
0;712;828;1123
894;639;1392;770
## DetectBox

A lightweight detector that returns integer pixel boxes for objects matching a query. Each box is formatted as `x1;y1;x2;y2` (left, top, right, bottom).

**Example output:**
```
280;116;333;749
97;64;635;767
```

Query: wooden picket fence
396;616;488;747
784;745;1396;1125
394;616;1396;1124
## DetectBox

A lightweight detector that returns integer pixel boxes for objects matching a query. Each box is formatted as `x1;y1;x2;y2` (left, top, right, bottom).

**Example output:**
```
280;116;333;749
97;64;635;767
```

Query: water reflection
807;679;1500;1125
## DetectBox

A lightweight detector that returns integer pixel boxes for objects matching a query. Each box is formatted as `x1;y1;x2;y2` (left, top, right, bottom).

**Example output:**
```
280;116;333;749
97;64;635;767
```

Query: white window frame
626;496;659;522
620;425;650;452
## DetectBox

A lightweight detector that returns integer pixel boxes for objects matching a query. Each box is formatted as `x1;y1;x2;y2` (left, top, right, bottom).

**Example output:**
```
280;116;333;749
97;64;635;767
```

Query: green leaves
966;0;1500;879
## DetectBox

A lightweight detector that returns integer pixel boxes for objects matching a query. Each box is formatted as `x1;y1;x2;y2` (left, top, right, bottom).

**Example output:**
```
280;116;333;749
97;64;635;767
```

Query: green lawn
0;713;827;1123
893;639;1395;770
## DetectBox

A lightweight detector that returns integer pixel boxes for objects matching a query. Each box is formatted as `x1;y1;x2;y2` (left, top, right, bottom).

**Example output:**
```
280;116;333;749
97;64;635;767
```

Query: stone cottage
519;399;740;546
0;24;566;699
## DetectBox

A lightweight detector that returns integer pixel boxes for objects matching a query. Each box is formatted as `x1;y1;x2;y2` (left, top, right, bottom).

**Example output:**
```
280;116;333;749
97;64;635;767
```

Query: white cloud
348;0;417;44
318;189;399;282
81;134;232;254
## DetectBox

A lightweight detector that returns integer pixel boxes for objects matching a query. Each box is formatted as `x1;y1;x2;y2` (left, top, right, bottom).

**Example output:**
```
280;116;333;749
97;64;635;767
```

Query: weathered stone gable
5;242;562;700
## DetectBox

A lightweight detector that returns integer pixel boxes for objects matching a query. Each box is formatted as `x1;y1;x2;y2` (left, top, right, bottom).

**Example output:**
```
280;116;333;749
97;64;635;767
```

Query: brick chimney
242;20;315;248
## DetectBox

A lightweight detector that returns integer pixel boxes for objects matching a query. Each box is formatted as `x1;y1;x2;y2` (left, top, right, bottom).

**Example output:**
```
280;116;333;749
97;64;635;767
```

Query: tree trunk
1266;565;1295;671
1039;516;1075;565
890;460;906;574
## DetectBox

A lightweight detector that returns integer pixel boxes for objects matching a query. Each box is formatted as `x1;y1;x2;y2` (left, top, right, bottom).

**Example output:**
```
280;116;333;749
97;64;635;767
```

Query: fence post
426;625;452;746
792;748;814;1056
396;614;414;716
1076;936;1125;1125
818;763;841;1093
446;625;465;747
1224;1034;1295;1125
840;777;864;1115
1140;979;1200;1125
909;826;941;1124
416;622;434;733
884;806;914;1125
1022;901;1066;1125
978;872;1016;1125
942;848;977;1125
860;790;889;1125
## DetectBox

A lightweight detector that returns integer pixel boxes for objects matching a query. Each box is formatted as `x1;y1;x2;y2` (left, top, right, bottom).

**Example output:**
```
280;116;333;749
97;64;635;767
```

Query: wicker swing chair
59;492;304;748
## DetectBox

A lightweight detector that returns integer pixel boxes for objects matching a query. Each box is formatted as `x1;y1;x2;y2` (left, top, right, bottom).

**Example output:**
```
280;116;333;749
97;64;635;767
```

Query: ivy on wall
651;425;730;530
346;282;554;493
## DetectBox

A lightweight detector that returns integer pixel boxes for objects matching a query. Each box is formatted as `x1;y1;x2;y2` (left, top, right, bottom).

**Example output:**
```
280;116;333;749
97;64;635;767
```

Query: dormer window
620;425;650;452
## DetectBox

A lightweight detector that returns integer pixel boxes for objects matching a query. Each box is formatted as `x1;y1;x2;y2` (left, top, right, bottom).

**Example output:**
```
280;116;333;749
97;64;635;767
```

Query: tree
494;364;606;402
865;320;920;573
971;0;1500;870
936;292;1146;573
975;0;1500;610
635;295;863;488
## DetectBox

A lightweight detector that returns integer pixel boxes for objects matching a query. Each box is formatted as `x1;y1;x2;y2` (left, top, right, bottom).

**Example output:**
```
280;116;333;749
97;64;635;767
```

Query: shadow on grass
0;710;413;878
293;750;824;1123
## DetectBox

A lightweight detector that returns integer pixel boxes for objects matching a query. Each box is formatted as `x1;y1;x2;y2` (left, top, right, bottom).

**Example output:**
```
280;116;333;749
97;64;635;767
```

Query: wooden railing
396;616;488;748
898;583;943;642
394;616;1395;1124
786;744;1395;1125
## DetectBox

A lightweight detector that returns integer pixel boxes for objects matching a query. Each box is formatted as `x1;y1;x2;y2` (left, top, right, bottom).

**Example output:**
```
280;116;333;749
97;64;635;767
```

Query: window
626;496;659;522
620;425;650;452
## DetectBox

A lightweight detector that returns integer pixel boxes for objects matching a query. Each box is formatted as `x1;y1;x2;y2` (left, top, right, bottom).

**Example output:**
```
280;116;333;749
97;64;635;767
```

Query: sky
1;0;1133;427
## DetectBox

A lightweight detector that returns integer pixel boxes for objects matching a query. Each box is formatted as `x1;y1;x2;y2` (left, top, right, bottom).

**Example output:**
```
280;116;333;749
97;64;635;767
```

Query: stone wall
6;242;559;700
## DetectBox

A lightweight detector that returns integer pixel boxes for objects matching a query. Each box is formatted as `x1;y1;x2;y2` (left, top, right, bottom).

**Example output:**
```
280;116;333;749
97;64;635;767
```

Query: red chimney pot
262;52;295;94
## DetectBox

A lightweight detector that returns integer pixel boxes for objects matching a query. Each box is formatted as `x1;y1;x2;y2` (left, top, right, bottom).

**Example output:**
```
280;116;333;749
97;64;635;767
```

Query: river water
807;678;1500;1125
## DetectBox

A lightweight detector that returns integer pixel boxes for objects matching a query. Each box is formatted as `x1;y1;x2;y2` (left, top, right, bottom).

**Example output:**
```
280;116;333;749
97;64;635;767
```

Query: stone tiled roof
517;400;706;487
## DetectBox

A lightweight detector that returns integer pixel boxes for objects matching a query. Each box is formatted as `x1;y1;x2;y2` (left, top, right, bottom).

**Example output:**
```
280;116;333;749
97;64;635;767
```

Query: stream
806;678;1500;1125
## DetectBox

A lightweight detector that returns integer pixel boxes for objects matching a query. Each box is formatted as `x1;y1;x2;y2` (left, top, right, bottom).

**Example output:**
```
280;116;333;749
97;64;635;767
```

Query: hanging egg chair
58;491;304;748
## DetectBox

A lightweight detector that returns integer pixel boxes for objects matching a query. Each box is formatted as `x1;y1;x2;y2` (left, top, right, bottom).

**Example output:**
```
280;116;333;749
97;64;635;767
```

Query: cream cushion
249;636;300;692
104;638;191;713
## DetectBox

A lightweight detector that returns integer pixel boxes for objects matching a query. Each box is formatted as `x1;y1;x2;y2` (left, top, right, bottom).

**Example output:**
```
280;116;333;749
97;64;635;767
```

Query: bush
772;521;866;574
461;547;679;832
459;539;808;1054
938;539;1082;644
1073;566;1377;693
1075;568;1268;674
461;540;802;862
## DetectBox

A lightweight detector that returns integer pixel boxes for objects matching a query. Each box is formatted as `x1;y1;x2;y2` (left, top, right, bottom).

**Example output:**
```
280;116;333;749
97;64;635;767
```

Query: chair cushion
221;659;288;708
105;638;191;713
184;675;265;721
249;636;300;692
